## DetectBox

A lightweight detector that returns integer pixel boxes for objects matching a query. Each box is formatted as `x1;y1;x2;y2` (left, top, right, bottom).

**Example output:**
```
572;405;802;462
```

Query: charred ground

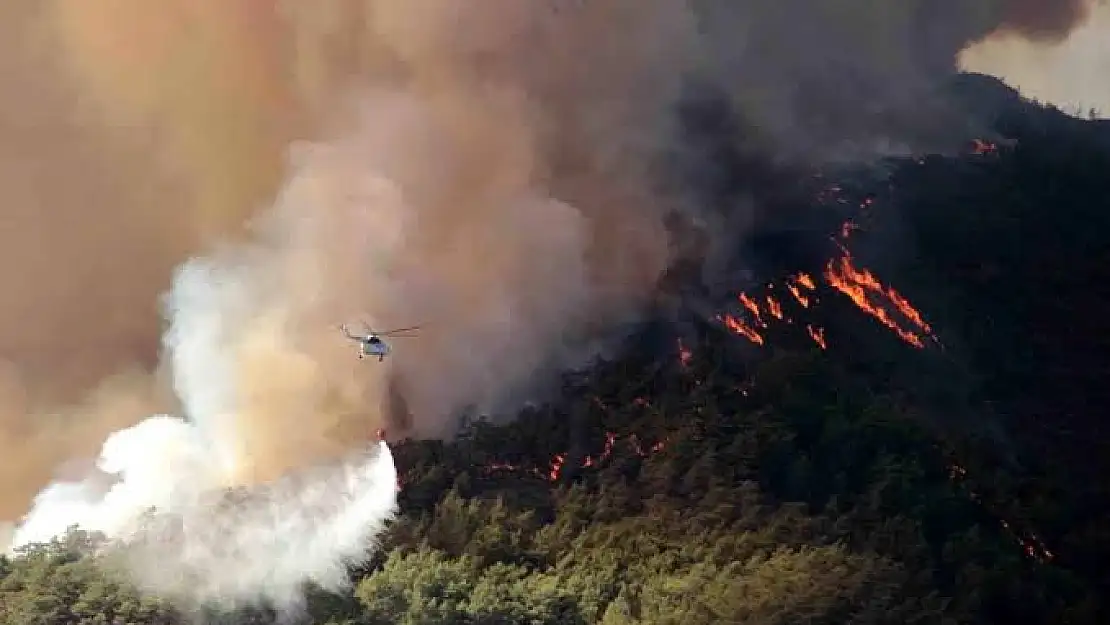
3;73;1109;624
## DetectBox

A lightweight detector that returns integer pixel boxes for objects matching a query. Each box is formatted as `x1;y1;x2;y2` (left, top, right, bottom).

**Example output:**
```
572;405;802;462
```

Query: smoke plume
0;0;1101;609
0;1;293;520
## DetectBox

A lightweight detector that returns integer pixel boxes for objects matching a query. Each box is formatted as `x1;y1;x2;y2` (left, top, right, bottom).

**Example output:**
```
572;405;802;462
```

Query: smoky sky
0;0;1097;521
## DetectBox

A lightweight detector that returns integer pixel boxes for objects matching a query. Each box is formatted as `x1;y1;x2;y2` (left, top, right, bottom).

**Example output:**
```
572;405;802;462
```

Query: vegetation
3;75;1107;624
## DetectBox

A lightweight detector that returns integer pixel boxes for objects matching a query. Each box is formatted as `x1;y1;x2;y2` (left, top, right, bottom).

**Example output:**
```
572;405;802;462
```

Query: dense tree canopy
3;75;1106;624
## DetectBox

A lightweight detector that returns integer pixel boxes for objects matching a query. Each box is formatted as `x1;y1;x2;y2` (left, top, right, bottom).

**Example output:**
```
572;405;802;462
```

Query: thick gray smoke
688;0;1100;158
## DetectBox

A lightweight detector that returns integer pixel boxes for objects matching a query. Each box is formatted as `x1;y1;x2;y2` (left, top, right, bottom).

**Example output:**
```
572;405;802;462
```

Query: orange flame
949;463;1054;564
717;217;935;353
739;293;766;327
806;324;827;349
824;251;935;348
718;313;764;345
787;283;810;308
971;138;998;154
475;430;667;483
677;338;693;368
765;295;784;320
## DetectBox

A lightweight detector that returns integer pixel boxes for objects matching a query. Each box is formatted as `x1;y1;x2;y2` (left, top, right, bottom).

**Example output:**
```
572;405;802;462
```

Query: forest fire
949;463;1054;564
786;283;810;308
388;162;1050;574
479;430;667;482
718;176;937;352
739;293;766;326
765;295;784;320
806;324;827;349
704;201;1045;567
717;313;765;345
1001;520;1055;564
717;270;828;350
677;339;693;368
841;221;860;239
716;255;935;350
824;250;937;349
971;138;999;155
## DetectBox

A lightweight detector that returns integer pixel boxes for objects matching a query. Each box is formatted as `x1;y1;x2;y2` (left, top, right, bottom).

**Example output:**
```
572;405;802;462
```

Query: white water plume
5;266;400;606
118;438;399;609
7;416;398;610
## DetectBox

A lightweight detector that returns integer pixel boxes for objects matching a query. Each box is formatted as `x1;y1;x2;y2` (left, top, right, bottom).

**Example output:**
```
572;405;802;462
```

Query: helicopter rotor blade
379;325;422;336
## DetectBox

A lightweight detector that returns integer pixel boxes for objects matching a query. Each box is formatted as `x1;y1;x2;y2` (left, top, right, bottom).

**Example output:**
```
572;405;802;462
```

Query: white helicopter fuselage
360;337;391;360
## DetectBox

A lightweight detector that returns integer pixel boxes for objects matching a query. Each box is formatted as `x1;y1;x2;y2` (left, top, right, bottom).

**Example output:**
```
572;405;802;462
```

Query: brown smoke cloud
0;0;1100;520
0;2;295;518
996;0;1095;42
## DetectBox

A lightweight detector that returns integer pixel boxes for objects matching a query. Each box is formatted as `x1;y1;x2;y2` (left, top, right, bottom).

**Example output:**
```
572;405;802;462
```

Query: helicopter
340;322;421;362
